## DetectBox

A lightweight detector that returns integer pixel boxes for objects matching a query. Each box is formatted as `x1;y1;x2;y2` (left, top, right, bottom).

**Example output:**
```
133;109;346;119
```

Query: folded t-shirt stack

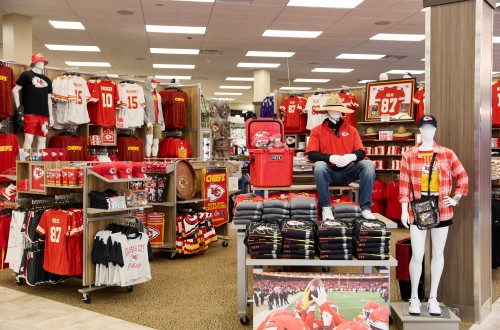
233;201;263;225
333;204;361;223
245;221;282;259
261;199;291;224
281;219;315;259
317;220;353;260
352;219;391;260
290;195;318;221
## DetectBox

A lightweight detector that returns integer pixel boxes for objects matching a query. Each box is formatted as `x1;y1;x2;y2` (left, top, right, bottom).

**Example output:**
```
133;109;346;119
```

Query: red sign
102;127;116;144
202;168;229;227
30;164;46;192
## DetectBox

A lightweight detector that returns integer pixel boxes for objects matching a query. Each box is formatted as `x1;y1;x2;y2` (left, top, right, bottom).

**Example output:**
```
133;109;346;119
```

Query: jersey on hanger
279;96;307;133
413;86;425;124
374;86;407;118
305;94;327;130
90;79;120;127
493;81;500;127
117;136;144;162
160;89;188;129
339;91;359;126
0;66;15;120
117;83;146;128
36;210;71;275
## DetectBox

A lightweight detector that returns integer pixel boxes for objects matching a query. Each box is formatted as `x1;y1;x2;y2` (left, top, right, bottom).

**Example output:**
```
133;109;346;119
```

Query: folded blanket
282;254;314;259
353;240;390;248
353;236;390;243
263;200;291;209
282;243;315;250
290;197;317;210
319;243;353;250
334;212;361;220
235;210;263;217
290;215;318;221
354;246;390;254
236;201;263;211
319;237;352;244
333;204;361;214
320;249;352;255
261;214;289;221
263;208;291;215
291;209;318;216
318;220;352;237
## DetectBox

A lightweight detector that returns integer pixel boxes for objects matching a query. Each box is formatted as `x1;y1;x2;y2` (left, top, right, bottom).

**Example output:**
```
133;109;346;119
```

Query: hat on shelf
30;53;48;67
132;162;148;178
92;163;118;180
364;127;378;136
116;162;133;179
316;93;354;114
418;115;438;128
393;126;413;138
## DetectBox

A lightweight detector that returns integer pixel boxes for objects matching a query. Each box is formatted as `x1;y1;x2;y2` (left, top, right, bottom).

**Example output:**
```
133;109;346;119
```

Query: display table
232;212;398;325
252;182;360;201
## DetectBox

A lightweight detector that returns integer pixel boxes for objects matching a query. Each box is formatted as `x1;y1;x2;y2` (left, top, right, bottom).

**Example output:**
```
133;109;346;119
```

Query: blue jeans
313;160;375;211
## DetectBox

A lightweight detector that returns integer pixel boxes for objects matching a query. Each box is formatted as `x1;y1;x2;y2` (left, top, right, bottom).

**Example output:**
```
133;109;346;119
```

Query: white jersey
51;76;91;127
117;83;146;128
5;211;26;273
305;94;328;130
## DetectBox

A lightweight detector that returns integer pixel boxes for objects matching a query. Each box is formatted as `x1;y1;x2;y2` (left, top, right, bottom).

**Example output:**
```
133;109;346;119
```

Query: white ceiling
0;0;499;104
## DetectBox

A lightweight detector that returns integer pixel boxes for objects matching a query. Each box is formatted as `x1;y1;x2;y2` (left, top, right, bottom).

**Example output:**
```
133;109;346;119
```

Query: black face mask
326;117;343;138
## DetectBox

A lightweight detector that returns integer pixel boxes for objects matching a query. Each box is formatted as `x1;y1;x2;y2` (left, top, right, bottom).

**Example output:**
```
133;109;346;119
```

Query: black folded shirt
354;246;390;254
320;243;353;250
320;254;353;260
318;220;352;237
281;220;315;239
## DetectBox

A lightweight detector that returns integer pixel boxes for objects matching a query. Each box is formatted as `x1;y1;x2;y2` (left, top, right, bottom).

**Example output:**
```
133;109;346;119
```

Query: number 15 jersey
36;210;71;275
90;79;120;127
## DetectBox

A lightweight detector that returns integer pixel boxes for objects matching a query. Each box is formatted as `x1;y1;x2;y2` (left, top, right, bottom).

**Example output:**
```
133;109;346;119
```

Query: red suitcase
246;118;294;187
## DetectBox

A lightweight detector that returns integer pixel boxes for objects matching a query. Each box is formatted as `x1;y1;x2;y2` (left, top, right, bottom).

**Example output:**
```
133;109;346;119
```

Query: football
308;277;324;299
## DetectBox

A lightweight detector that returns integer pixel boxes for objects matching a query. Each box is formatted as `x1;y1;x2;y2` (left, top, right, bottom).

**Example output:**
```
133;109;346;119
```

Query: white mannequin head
151;82;157;90
419;125;436;142
379;73;389;81
327;110;342;121
33;61;45;70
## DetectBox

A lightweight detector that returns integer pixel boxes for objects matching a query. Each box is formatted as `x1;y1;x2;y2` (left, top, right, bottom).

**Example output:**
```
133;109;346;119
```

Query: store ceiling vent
200;49;224;55
382;55;407;60
216;0;253;4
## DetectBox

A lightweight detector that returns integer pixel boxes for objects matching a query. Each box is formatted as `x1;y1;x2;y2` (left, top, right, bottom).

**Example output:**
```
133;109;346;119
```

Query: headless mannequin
12;62;53;149
401;125;461;315
145;81;161;157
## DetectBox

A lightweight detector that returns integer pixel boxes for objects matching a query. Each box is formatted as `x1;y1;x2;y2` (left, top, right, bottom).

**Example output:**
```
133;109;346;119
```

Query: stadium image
254;272;389;330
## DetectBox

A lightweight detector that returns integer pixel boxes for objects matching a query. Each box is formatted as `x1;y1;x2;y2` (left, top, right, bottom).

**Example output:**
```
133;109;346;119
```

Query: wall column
253;69;271;117
3;14;32;63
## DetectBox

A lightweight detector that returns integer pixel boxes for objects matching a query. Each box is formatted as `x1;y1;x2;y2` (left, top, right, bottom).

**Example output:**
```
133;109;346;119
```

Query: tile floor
0;286;153;329
470;298;500;330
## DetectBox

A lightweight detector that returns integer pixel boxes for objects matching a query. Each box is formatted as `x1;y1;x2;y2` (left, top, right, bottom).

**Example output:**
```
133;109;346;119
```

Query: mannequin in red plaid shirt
399;115;468;317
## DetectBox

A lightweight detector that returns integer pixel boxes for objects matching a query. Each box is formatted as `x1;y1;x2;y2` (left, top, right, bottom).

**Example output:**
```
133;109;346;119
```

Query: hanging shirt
117;82;146;128
117;136;144;162
152;91;159;123
0;65;15;120
87;79;98;124
339;91;359;127
279;96;307;133
492;81;500;127
0;133;19;182
90;79;120;127
16;70;52;117
305;94;328;130
260;96;275;118
413;86;425;124
48;135;88;161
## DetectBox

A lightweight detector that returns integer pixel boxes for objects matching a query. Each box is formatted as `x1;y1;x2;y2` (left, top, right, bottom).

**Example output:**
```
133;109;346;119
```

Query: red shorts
24;114;49;137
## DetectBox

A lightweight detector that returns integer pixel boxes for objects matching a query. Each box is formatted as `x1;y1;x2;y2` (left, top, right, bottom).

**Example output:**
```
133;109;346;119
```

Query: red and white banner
202;168;229;227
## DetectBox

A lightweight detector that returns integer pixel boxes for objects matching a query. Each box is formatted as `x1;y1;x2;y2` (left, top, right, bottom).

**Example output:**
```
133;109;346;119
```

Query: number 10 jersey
90;79;121;127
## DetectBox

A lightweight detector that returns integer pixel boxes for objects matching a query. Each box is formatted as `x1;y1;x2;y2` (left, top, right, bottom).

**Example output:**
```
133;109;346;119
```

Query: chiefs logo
341;132;349;137
287;220;306;226
178;176;188;189
324;220;342;227
147;226;160;241
130;253;140;262
32;77;48;88
108;167;117;175
207;183;225;203
423;115;433;121
363;221;383;229
33;166;44;180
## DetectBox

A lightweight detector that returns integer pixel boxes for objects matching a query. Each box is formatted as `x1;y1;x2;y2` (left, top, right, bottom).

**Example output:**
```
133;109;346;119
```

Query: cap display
316;93;354;114
132;162;148;178
116;162;133;179
30;53;48;67
418;115;438;128
92;163;118;180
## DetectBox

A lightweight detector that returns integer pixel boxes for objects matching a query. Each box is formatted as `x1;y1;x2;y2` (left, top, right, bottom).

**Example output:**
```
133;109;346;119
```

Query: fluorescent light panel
49;20;85;30
263;30;322;38
287;0;364;9
370;33;425;41
107;74;119;78
312;68;353;73
280;87;312;91
150;48;200;55
214;92;243;96
237;63;280;68
386;70;425;74
294;78;330;83
45;44;100;52
336;53;385;60
358;80;376;84
178;0;214;2
65;61;111;67
493;37;500;43
155;75;192;80
146;25;206;34
212;98;235;101
153;64;195;69
226;77;254;81
220;85;252;90
246;51;295;58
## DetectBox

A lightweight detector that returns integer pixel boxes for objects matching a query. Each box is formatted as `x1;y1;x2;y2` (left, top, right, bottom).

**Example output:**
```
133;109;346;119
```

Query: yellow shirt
419;151;440;193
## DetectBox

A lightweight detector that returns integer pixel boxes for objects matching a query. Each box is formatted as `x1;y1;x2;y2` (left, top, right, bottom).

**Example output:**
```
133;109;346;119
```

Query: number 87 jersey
374;86;406;117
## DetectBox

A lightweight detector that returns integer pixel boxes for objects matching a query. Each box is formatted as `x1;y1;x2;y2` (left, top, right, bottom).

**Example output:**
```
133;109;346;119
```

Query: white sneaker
361;210;376;220
408;297;421;316
427;297;442;316
322;207;334;221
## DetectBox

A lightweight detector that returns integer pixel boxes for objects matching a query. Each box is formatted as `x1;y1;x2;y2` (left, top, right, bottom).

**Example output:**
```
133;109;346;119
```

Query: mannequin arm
12;85;22;108
401;202;410;228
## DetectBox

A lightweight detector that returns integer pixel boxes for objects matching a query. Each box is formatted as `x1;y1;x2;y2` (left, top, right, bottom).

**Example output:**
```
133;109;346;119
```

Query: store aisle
0;286;153;329
469;298;500;330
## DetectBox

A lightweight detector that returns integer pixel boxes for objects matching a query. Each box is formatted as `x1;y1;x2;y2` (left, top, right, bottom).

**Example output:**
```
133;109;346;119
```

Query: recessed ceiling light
237;63;280;68
386;69;425;74
287;0;364;9
146;25;206;34
214;92;243;96
312;68;354;73
220;85;252;90
280;87;312;91
226;77;254;81
153;64;195;69
49;20;85;30
358;80;376;84
117;10;134;15
421;58;425;61
263;30;323;39
493;37;500;43
65;61;111;67
45;44;100;52
336;53;385;60
294;78;330;83
150;48;200;55
370;33;425;41
246;51;295;58
155;75;192;80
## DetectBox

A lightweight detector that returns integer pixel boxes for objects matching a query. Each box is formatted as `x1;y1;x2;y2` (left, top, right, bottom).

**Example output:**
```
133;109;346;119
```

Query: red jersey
152;91;159;123
67;210;83;276
0;66;15;120
413;87;425;124
385;181;402;222
87;79;98;124
159;138;192;158
0;134;19;183
492;81;500;127
279;96;307;133
339;91;359;127
371;179;386;215
117;137;144;162
91;79;120;127
374;86;406;116
160;89;188;129
48;135;88;161
36;210;71;275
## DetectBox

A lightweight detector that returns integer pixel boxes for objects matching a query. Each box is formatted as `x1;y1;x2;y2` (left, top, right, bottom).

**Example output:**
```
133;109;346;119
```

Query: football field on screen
286;291;387;321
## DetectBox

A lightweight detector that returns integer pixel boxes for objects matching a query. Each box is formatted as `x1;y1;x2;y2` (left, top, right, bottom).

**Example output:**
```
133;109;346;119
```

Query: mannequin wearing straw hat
399;115;468;316
12;53;53;149
305;93;376;221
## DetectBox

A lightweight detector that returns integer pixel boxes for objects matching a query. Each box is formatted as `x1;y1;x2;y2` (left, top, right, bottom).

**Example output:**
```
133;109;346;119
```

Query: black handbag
410;152;440;230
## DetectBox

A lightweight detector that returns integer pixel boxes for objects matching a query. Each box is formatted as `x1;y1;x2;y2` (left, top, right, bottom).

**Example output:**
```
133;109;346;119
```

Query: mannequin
12;53;53;149
399;115;468;316
305;93;376;221
144;77;165;157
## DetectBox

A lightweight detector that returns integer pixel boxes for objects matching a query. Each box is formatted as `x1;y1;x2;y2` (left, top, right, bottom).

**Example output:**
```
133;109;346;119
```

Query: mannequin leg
409;225;427;299
145;134;153;157
429;227;449;298
23;133;34;149
152;138;160;157
36;136;47;149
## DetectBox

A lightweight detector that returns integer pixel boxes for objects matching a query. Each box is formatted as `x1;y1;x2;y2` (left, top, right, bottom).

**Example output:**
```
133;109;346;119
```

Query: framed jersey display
364;78;416;122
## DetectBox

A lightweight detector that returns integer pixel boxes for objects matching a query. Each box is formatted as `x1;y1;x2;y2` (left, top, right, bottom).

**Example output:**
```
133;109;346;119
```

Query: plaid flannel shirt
399;142;468;222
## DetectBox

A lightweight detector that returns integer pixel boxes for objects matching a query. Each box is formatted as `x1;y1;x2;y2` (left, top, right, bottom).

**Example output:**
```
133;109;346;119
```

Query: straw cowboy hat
393;126;413;138
363;127;378;136
316;93;354;114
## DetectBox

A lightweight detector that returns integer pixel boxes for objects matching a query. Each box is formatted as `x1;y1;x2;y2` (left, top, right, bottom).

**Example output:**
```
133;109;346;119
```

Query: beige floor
469;298;500;330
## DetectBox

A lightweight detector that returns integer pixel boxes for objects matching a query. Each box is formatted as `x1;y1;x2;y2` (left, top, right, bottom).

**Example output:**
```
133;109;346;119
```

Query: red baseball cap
30;53;48;67
115;162;133;179
151;78;159;84
132;162;148;178
92;163;118;180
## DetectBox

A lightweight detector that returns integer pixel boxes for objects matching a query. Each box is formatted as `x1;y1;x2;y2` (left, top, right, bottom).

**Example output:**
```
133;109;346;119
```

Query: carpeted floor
0;226;497;329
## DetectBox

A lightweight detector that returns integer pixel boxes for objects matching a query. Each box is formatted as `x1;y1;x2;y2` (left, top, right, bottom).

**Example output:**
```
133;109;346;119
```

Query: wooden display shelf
177;198;208;204
149;201;175;207
44;185;83;189
0;174;16;181
87;170;152;183
87;205;152;215
246;255;397;267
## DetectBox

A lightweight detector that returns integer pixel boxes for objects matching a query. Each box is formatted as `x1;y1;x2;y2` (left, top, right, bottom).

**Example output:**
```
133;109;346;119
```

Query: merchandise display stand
252;182;360;203
391;302;460;330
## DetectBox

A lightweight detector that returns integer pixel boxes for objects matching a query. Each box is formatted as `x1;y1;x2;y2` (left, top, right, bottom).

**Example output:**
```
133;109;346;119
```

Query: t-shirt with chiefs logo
374;86;406;117
117;136;144;162
160;89;189;129
339;91;359;127
90;79;120;127
413;87;426;124
48;135;88;161
0;66;15;120
16;70;52;117
492;81;500;127
279;96;307;133
0;134;19;183
305;94;328;130
36;210;71;275
159;138;192;158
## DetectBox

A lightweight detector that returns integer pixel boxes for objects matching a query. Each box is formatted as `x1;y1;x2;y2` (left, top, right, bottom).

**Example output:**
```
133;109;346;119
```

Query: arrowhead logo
207;183;225;202
147;226;160;241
